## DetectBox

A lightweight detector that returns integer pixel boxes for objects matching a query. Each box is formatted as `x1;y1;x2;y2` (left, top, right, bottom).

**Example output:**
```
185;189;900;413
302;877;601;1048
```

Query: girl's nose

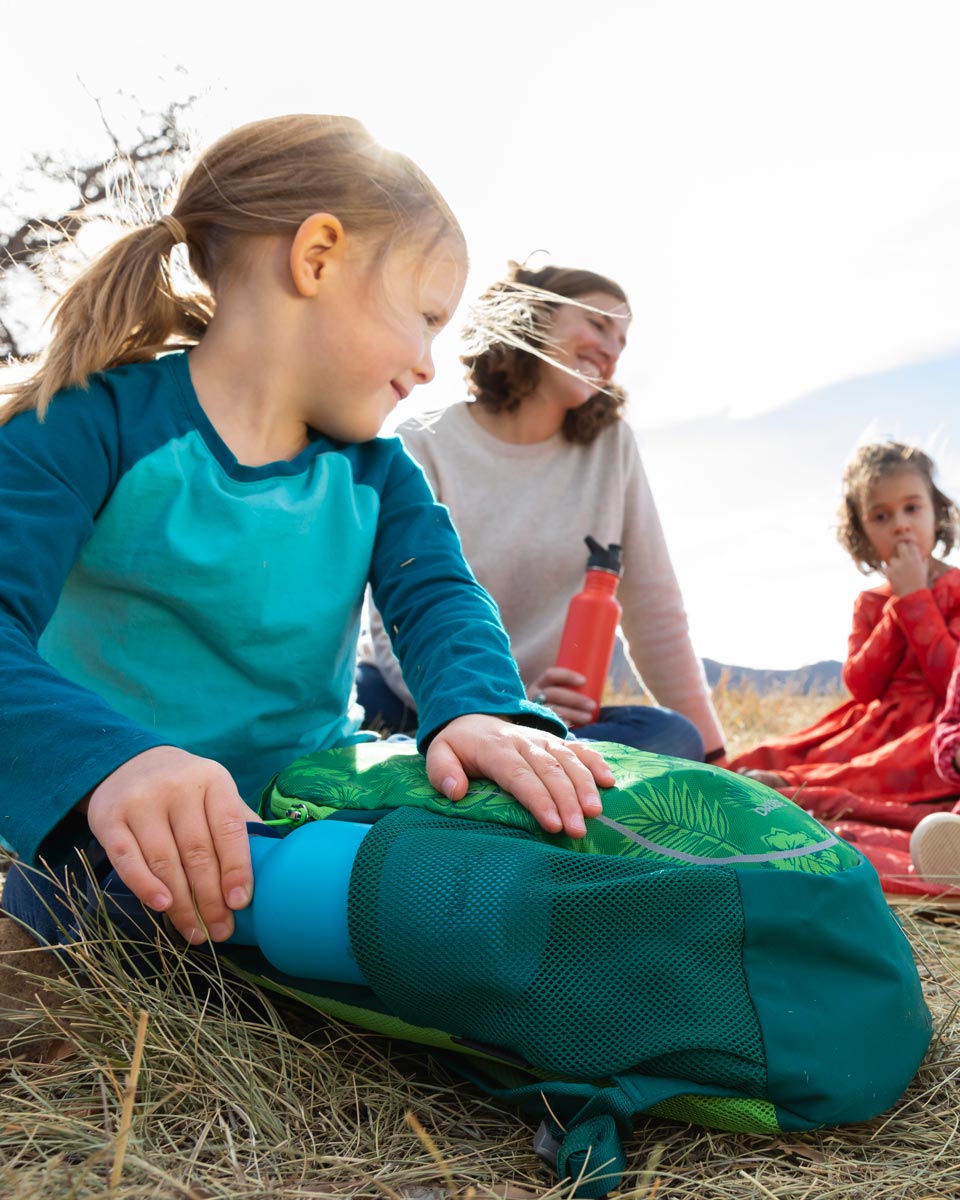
413;345;436;386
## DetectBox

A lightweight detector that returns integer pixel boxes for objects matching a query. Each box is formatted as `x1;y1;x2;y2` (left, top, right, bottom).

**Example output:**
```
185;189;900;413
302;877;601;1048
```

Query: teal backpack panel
221;740;930;1198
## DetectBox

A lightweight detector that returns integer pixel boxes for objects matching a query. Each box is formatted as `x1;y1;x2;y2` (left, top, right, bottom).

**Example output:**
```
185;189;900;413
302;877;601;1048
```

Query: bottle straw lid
584;535;622;575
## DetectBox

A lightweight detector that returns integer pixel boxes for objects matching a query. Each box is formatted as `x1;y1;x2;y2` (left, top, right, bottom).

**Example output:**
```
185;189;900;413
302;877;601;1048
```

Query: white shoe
910;812;960;888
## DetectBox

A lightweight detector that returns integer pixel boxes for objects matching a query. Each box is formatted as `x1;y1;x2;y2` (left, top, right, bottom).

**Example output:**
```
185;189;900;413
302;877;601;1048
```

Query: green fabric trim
647;1093;781;1134
221;952;500;1061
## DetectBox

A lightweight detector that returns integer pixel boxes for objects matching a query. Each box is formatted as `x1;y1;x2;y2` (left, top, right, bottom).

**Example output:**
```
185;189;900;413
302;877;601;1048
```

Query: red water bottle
555;536;623;708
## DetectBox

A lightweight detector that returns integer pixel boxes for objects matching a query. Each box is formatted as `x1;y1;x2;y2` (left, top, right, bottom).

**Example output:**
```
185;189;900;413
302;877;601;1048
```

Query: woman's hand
527;666;598;728
425;713;613;838
84;746;260;944
885;540;930;597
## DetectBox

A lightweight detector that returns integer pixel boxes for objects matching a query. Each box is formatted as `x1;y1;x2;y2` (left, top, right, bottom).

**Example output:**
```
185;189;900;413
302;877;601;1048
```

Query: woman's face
538;290;631;410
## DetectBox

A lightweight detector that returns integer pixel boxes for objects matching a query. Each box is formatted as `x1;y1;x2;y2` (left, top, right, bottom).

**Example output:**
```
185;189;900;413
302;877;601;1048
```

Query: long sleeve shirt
0;354;561;865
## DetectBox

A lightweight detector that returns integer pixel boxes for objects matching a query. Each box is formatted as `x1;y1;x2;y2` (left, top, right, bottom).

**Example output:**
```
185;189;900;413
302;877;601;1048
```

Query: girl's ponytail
2;114;463;425
2;215;212;423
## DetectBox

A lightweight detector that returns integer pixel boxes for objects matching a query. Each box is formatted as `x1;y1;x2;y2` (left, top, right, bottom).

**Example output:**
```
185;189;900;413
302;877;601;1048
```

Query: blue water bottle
228;820;371;984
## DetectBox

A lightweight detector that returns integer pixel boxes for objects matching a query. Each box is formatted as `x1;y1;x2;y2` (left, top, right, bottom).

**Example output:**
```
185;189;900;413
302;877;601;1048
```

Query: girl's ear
290;213;346;297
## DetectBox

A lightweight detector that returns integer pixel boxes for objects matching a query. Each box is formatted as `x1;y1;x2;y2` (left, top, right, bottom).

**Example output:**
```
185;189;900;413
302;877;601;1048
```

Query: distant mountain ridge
701;657;844;694
609;643;844;696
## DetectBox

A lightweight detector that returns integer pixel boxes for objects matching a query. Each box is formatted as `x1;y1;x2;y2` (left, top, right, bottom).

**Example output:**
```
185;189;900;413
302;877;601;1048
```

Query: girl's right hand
885;540;930;597
528;666;598;728
84;746;259;944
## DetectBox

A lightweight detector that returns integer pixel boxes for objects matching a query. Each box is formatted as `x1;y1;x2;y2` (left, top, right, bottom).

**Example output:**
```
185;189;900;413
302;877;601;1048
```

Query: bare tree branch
0;92;195;359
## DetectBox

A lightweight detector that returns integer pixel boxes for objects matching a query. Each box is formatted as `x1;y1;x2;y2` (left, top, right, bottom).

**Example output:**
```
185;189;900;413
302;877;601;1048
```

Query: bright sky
4;0;960;669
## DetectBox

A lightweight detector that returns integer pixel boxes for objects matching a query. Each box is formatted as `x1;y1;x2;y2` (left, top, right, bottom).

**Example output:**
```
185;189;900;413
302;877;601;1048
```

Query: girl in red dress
730;442;960;843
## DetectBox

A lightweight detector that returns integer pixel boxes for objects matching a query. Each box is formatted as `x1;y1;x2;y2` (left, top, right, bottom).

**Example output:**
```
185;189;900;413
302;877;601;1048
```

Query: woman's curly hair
460;262;630;444
838;441;959;573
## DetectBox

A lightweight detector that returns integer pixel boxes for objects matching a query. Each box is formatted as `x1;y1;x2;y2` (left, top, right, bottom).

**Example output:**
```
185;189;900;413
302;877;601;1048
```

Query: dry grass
709;675;844;760
1;683;959;1199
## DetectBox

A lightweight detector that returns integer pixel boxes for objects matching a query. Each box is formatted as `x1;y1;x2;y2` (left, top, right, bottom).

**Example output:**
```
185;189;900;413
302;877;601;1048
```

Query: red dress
729;569;960;894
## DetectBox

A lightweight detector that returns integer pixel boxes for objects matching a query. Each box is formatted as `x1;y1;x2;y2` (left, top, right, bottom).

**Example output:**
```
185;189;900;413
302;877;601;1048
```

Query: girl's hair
460;261;631;445
2;114;464;423
838;441;960;572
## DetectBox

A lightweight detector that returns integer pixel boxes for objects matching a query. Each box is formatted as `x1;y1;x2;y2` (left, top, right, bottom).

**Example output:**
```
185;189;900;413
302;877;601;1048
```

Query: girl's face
299;234;466;443
862;470;937;565
536;291;631;410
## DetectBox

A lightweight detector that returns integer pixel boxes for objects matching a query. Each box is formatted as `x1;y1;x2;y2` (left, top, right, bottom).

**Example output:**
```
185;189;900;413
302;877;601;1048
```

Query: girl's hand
425;713;613;838
84;746;260;944
527;666;598;728
884;540;930;597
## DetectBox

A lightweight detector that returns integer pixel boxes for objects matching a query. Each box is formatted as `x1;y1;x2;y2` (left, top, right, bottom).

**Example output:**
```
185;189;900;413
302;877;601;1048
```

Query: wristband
705;747;727;764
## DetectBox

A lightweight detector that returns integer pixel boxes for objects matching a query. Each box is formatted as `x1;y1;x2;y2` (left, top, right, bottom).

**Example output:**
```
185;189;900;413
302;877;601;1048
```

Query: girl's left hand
425;714;613;838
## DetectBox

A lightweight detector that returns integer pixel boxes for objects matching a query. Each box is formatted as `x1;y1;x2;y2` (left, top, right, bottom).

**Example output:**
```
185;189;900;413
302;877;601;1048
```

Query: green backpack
220;739;930;1197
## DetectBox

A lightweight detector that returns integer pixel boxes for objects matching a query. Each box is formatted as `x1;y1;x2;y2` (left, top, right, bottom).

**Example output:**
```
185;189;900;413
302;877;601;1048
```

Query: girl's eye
588;318;605;332
871;512;889;523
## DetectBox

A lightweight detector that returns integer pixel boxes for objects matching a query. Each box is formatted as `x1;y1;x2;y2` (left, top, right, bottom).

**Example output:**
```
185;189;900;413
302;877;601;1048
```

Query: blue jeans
2;824;280;959
356;663;705;761
1;840;161;948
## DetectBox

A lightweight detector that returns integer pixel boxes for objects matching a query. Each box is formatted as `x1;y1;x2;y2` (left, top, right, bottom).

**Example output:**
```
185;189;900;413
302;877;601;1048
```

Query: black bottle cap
584;535;622;575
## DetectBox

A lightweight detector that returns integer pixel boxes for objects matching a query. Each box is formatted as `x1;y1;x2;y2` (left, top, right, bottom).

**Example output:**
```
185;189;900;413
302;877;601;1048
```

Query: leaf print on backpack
272;761;356;802
614;777;744;861
761;828;848;875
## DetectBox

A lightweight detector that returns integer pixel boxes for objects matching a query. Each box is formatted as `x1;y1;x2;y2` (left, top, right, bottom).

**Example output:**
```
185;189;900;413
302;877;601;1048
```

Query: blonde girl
0;115;612;949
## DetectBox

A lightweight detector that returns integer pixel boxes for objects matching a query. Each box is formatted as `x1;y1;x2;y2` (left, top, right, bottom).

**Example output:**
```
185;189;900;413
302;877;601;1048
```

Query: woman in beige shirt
360;262;725;762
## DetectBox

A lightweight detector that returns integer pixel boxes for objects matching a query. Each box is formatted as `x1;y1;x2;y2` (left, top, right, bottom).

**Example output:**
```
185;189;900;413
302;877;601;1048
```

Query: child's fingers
424;739;470;801
105;804;215;944
168;805;237;943
95;820;175;917
565;739;616;788
100;811;216;945
204;782;257;915
478;735;603;838
427;716;606;839
506;740;602;838
86;747;254;944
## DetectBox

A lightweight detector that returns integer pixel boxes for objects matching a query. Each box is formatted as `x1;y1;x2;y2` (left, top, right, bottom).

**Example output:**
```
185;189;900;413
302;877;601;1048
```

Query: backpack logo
753;794;786;817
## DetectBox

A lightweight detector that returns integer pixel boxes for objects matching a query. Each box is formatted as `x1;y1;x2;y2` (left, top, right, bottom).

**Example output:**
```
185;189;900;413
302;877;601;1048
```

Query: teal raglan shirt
0;352;562;864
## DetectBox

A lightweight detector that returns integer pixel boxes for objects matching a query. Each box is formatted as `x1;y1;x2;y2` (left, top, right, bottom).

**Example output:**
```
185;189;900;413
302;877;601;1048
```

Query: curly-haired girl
731;441;960;829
